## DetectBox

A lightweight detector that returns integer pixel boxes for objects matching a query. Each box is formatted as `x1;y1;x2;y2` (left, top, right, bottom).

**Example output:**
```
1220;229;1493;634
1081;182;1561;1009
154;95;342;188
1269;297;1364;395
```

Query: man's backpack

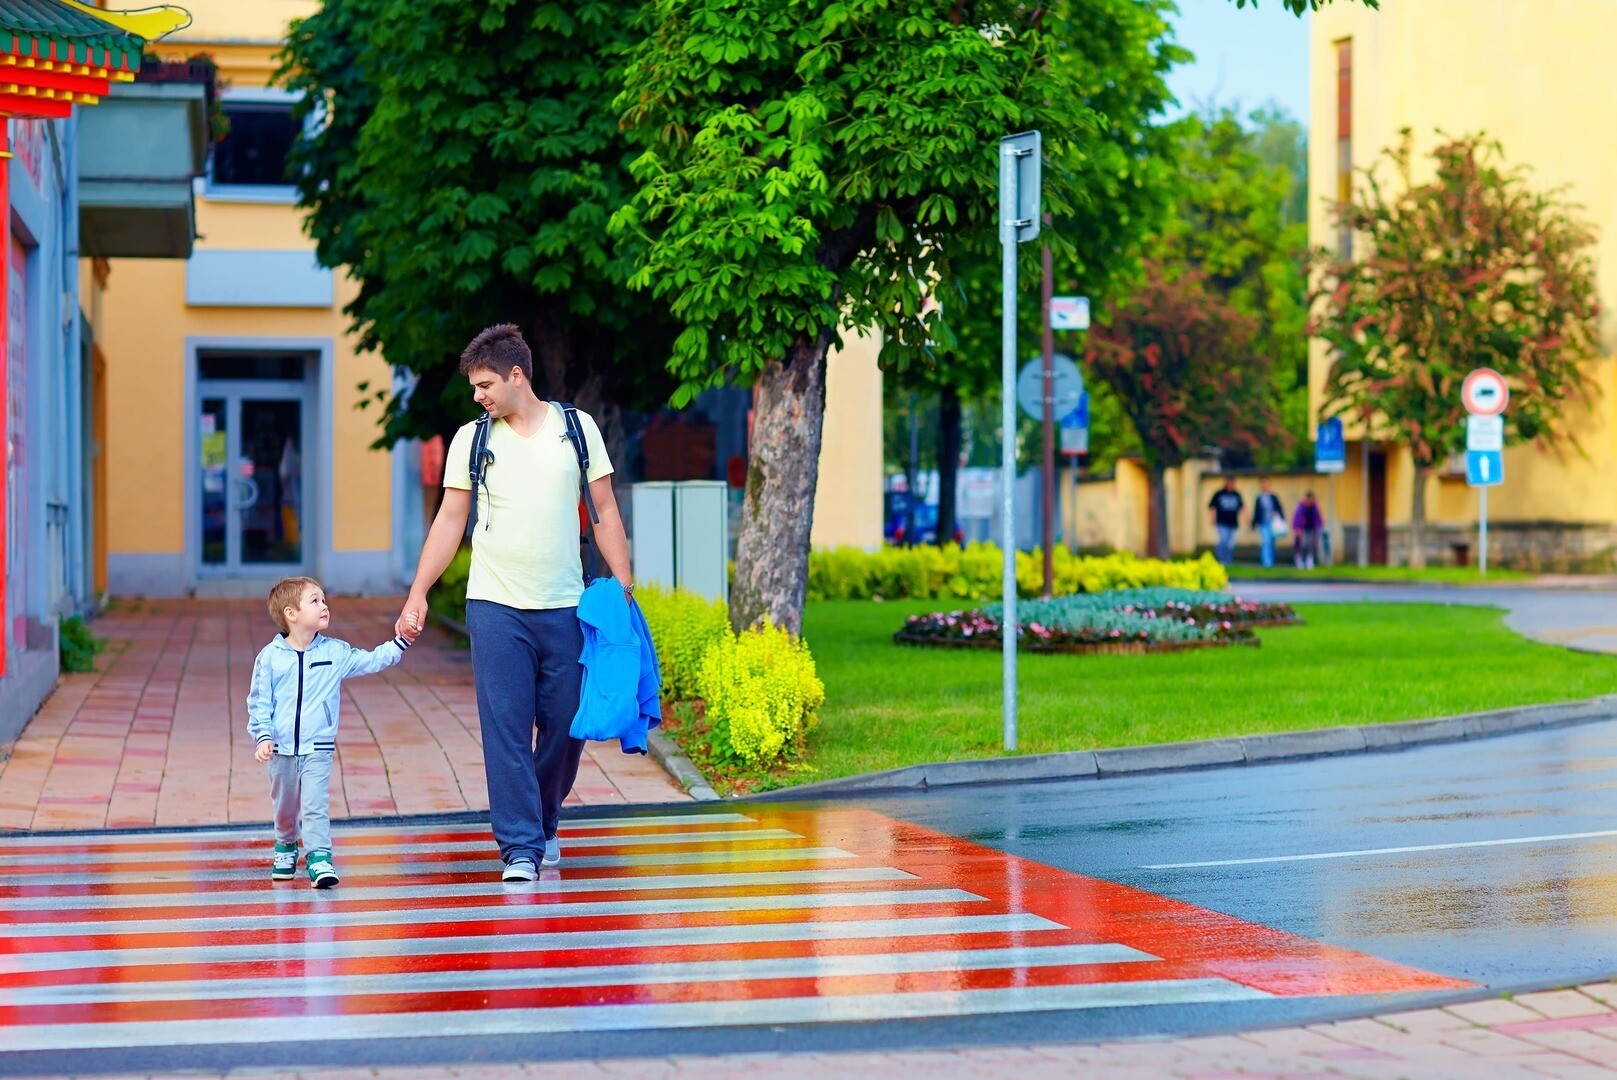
466;401;602;577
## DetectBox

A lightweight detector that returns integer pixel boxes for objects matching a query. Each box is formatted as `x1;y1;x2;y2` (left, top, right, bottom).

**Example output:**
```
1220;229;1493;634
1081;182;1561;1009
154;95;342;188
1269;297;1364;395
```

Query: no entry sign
1462;368;1510;416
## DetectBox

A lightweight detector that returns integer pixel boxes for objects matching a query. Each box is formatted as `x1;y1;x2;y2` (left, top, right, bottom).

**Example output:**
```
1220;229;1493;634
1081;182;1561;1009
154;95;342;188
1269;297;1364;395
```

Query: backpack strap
466;412;494;533
554;402;601;581
556;402;600;526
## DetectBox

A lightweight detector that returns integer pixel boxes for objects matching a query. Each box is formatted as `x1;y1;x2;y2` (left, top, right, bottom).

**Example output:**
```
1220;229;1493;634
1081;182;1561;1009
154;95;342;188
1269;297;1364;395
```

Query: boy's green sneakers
271;841;298;881
307;848;338;889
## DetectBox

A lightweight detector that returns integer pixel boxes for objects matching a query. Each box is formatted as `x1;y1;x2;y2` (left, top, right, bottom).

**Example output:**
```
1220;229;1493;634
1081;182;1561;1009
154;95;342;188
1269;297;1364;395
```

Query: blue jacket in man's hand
571;579;662;753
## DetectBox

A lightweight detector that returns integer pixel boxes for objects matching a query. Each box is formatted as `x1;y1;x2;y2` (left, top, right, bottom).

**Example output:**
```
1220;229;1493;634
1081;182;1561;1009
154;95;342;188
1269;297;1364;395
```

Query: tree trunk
935;384;962;547
1408;463;1428;569
729;329;833;635
1147;464;1169;559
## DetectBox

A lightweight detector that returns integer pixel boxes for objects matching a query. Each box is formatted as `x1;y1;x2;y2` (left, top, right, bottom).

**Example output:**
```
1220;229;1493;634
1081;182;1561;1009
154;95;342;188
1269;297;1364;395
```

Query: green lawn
1229;565;1534;585
791;600;1617;785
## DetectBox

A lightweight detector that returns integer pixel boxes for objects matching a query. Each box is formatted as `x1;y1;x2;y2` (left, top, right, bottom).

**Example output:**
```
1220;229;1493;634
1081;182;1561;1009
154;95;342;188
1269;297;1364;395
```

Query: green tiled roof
0;0;145;63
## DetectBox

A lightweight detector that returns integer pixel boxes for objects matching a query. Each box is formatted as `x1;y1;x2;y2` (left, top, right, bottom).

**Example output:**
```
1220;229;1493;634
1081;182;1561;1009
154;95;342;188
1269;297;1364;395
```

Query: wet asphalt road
851;714;1617;993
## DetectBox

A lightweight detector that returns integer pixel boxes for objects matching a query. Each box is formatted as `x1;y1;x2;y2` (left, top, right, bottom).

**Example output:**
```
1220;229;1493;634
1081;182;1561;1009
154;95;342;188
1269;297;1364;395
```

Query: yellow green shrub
806;544;1227;600
697;621;825;768
635;584;731;701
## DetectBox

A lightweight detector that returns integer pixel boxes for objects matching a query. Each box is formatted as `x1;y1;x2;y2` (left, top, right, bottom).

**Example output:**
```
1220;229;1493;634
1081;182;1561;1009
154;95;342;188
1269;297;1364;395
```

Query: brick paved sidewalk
78;980;1617;1079
0;597;685;832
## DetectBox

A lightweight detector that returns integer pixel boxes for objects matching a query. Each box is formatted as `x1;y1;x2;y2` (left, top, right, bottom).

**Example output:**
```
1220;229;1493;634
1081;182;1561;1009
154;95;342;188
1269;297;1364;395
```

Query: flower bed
896;589;1298;655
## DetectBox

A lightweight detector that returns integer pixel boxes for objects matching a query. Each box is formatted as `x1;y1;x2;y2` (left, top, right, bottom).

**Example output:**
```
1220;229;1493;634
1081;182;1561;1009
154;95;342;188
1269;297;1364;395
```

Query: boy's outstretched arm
338;635;412;680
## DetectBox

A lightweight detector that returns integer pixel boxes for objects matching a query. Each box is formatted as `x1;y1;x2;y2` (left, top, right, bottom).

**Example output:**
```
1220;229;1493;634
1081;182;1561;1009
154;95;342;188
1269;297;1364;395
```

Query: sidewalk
68;979;1617;1078
0;597;685;832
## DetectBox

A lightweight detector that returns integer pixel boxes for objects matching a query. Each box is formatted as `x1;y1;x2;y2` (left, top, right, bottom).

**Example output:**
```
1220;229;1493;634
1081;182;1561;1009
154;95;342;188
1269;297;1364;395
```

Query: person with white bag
1251;478;1287;570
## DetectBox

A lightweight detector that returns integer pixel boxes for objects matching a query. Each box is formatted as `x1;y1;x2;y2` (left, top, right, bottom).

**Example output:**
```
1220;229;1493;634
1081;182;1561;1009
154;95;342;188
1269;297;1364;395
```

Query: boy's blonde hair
268;576;323;634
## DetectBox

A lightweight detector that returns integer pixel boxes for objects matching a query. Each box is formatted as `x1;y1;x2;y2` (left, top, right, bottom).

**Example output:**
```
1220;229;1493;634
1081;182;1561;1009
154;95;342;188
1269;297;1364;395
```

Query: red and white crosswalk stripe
0;808;1469;1052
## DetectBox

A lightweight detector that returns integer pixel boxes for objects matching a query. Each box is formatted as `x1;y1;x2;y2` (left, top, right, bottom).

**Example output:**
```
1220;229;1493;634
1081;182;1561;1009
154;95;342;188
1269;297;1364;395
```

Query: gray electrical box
629;481;730;601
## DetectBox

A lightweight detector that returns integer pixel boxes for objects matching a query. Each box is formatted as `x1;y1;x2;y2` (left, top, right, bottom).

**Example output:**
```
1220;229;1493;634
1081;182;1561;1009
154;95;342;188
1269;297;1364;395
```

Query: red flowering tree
1087;266;1290;556
1313;132;1600;566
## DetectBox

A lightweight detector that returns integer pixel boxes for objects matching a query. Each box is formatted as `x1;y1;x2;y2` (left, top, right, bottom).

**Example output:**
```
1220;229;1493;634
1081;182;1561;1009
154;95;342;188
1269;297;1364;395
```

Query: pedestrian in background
1252;478;1285;570
1292;491;1324;570
1209;476;1244;565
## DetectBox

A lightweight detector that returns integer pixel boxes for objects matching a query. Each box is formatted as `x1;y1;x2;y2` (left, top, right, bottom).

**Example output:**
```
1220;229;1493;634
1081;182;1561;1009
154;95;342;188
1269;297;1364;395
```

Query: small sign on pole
1017;354;1082;421
1315;417;1346;474
1462;368;1508;575
1060;392;1090;456
1050;296;1090;331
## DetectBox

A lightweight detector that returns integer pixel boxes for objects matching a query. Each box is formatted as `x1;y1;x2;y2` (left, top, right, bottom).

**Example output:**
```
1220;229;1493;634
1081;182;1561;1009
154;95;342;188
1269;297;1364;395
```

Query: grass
788;599;1617;786
1229;565;1534;585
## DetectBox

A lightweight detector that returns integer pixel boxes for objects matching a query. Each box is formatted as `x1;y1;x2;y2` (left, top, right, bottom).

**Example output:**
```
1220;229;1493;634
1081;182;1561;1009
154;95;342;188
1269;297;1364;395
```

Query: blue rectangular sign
1466;449;1503;487
1315;417;1345;473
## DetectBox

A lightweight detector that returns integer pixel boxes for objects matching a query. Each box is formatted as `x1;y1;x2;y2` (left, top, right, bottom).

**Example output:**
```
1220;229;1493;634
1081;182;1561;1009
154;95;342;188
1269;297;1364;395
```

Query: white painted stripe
0;867;914;912
0;813;756;848
1141;828;1617;869
0;913;1065;974
0;829;805;867
1;887;987;936
3;846;859;887
0;980;1270;1050
1;944;1154;1006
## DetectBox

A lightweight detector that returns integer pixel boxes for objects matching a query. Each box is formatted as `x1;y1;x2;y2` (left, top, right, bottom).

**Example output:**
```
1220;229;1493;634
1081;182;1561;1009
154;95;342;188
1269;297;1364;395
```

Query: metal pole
1358;417;1371;567
1000;146;1019;753
1479;486;1489;577
1040;236;1054;597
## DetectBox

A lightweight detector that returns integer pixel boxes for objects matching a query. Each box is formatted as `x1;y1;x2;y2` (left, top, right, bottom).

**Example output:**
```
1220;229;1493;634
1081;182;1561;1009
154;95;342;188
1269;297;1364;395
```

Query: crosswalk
0;808;1469;1053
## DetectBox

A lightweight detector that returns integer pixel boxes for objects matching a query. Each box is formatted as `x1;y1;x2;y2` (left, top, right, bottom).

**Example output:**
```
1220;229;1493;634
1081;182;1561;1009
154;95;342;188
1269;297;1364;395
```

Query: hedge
808;544;1229;601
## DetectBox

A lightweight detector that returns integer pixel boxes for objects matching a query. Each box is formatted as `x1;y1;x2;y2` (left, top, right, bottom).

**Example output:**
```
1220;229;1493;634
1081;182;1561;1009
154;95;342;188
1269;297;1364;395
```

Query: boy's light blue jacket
571;579;662;754
246;633;410;756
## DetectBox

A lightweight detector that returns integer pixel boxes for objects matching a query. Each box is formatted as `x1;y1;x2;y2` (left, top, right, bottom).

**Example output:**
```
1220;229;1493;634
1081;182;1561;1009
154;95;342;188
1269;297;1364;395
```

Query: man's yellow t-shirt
443;404;613;610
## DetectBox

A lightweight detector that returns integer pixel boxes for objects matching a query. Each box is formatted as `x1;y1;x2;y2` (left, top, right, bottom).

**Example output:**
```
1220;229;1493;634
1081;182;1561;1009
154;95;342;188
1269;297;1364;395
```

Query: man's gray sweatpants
268;751;334;853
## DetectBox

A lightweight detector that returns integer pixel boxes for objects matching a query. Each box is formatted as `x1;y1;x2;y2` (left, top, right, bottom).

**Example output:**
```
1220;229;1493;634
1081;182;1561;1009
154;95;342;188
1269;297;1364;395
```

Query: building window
1335;38;1353;260
211;101;300;188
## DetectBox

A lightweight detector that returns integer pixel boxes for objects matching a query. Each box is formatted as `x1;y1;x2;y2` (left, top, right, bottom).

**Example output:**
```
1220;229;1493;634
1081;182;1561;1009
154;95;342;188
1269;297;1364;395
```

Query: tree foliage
1157;108;1309;469
614;0;1168;632
278;0;678;449
1087;265;1288;554
1232;0;1377;12
1313;131;1600;565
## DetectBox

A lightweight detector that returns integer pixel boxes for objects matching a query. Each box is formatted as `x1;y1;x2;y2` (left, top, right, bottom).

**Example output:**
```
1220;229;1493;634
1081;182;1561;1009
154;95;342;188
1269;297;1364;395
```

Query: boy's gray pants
267;751;334;853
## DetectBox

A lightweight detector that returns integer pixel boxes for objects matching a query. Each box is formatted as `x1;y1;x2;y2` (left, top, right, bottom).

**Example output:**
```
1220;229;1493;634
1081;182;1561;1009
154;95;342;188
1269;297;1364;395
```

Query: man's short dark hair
460;324;533;382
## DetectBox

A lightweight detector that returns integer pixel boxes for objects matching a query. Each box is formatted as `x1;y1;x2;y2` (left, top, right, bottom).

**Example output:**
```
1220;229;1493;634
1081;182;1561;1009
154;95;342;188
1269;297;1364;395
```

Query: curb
647;730;720;801
756;693;1617;799
428;611;718;802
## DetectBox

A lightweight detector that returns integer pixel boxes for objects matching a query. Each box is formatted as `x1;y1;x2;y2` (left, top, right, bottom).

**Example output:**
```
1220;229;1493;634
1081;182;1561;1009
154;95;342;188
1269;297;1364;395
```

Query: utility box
630;481;730;601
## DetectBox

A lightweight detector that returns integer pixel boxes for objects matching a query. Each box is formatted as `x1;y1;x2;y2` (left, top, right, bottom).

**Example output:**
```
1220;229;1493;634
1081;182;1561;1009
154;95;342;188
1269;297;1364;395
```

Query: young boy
247;577;418;888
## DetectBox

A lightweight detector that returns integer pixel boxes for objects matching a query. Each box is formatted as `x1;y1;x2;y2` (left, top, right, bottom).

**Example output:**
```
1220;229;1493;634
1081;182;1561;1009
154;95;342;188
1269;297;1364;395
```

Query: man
1208;476;1244;566
396;325;634;882
1251;478;1285;570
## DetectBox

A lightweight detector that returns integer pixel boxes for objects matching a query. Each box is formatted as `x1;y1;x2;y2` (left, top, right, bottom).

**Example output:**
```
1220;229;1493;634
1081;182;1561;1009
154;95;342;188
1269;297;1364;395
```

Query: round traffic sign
1016;354;1083;421
1462;368;1510;416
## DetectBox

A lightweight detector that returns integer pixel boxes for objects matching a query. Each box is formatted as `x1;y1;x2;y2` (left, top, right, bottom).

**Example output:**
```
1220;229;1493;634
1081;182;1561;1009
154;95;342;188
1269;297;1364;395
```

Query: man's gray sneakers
541;837;560;868
502;858;538;882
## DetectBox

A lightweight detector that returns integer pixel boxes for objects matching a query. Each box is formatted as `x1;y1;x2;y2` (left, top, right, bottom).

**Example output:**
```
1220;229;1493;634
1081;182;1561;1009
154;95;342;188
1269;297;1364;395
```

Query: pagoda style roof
0;0;191;119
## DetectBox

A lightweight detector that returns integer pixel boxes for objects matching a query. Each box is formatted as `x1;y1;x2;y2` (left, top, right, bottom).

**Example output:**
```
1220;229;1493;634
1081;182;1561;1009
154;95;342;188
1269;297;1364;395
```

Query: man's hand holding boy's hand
255;742;273;764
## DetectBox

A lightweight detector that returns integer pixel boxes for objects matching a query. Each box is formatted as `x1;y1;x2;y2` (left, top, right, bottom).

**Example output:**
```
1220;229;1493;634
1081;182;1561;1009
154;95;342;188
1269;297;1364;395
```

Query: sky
1164;0;1311;125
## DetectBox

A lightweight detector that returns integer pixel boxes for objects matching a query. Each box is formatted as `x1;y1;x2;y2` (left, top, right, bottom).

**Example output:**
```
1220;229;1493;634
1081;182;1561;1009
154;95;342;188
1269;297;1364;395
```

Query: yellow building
1307;0;1617;568
92;0;400;596
93;1;882;600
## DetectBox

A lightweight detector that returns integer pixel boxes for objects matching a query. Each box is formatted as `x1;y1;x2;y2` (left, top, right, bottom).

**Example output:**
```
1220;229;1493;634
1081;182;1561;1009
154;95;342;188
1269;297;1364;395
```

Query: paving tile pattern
64;980;1617;1078
0;598;685;831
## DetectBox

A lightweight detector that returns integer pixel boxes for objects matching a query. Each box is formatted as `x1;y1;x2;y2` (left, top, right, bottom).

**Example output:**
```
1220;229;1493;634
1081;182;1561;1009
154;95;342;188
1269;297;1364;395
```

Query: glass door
198;384;307;575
